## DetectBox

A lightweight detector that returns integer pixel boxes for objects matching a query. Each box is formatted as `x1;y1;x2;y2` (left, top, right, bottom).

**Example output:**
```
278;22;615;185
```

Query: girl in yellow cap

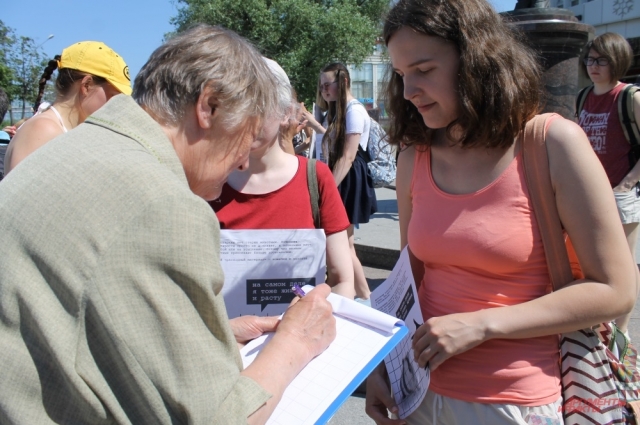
4;41;130;174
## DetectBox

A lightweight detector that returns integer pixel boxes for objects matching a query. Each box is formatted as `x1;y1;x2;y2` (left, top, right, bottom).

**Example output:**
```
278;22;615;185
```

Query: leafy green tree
7;36;49;119
0;20;17;103
171;0;389;105
0;21;53;122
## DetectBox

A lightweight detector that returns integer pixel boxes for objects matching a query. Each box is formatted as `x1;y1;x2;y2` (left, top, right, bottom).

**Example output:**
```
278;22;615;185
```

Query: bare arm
281;106;309;156
332;133;360;186
325;230;356;298
244;284;336;424
491;119;636;331
614;91;640;192
301;103;325;135
413;119;637;371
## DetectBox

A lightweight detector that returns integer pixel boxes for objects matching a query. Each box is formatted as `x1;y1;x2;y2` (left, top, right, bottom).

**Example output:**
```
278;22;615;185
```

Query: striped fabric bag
522;113;640;425
560;322;640;423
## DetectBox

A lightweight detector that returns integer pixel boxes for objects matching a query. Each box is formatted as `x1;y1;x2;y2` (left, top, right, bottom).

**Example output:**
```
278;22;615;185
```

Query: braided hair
33;56;60;113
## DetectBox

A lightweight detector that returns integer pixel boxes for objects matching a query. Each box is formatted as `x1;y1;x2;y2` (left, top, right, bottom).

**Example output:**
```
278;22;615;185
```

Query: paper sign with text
220;229;326;318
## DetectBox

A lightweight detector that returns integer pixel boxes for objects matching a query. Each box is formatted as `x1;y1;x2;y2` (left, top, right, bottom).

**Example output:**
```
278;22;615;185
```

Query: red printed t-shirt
579;83;631;187
211;156;349;235
408;147;560;406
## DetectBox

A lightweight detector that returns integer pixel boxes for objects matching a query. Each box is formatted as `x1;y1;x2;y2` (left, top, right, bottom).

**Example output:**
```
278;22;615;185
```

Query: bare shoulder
544;115;607;191
7;113;65;169
545;117;593;166
397;144;416;167
13;113;64;146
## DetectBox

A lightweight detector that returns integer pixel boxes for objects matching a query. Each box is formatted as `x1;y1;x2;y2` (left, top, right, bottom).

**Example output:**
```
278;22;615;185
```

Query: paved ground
328;393;372;425
353;187;400;270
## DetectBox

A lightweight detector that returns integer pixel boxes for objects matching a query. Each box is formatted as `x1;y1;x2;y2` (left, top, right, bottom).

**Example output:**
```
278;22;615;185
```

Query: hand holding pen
272;283;336;359
240;287;336;423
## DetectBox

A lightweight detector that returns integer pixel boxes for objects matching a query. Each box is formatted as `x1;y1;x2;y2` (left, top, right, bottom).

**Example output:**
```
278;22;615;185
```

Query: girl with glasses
577;32;640;335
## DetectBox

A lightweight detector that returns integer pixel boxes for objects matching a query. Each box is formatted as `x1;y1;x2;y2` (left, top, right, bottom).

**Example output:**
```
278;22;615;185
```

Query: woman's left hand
412;312;488;371
229;316;281;348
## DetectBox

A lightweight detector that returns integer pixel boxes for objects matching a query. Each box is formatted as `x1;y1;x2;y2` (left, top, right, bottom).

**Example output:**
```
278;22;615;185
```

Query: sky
3;0;518;82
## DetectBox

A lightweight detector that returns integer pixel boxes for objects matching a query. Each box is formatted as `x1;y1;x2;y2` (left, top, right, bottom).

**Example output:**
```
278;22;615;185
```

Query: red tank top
579;83;631;187
408;146;560;406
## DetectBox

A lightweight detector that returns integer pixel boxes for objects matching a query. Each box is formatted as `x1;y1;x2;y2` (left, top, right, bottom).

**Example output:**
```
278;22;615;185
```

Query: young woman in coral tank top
365;0;636;424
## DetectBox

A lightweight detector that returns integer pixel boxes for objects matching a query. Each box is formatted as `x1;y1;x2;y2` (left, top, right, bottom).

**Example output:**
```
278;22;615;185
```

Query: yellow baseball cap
58;41;131;95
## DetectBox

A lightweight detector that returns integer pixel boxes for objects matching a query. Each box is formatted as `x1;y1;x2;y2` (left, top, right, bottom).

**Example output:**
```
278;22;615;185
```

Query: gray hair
132;25;278;130
263;57;295;119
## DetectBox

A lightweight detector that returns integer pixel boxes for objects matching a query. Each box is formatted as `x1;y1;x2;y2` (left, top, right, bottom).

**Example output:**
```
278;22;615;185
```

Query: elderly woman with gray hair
0;25;335;425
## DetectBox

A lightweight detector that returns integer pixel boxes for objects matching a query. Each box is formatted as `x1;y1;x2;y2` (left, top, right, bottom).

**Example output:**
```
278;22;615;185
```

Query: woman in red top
578;32;640;333
211;59;355;299
365;0;636;424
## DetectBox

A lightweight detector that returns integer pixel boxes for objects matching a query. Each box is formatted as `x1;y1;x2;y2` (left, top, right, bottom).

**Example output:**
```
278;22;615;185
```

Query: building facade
562;0;640;78
347;44;390;120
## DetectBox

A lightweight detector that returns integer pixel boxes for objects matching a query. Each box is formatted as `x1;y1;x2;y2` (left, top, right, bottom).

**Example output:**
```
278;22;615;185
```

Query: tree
0;20;17;102
0;20;50;121
7;36;48;119
170;0;389;105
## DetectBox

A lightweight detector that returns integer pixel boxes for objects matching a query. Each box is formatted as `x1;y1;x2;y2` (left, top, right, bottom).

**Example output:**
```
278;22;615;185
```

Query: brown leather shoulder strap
521;113;574;291
307;159;321;229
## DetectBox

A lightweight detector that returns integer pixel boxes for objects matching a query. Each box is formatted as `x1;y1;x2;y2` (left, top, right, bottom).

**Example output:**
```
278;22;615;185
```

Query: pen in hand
292;284;306;298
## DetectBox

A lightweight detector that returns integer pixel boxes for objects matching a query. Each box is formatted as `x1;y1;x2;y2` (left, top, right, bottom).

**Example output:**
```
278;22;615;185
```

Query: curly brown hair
383;0;542;149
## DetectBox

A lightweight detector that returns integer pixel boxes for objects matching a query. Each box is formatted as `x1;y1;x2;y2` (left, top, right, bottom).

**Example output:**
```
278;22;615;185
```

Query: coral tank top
408;146;560;406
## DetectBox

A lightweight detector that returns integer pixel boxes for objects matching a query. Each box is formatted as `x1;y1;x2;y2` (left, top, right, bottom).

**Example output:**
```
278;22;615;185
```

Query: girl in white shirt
303;62;378;301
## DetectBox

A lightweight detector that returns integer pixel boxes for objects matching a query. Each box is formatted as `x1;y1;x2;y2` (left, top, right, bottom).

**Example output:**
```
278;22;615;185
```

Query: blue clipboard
315;323;409;425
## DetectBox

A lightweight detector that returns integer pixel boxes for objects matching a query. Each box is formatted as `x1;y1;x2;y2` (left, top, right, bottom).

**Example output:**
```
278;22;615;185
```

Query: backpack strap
306;159;321;229
521;113;575;291
575;85;593;119
618;84;640;148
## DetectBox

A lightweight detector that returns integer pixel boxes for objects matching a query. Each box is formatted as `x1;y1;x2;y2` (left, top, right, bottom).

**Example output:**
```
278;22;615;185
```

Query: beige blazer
0;95;270;424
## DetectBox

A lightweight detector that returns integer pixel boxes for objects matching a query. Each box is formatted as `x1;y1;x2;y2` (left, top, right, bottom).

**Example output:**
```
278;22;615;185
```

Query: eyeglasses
583;57;610;67
319;81;337;91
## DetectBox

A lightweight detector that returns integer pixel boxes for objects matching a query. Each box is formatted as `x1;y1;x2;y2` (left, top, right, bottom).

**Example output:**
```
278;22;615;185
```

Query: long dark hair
318;63;352;170
383;0;542;149
33;56;107;112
